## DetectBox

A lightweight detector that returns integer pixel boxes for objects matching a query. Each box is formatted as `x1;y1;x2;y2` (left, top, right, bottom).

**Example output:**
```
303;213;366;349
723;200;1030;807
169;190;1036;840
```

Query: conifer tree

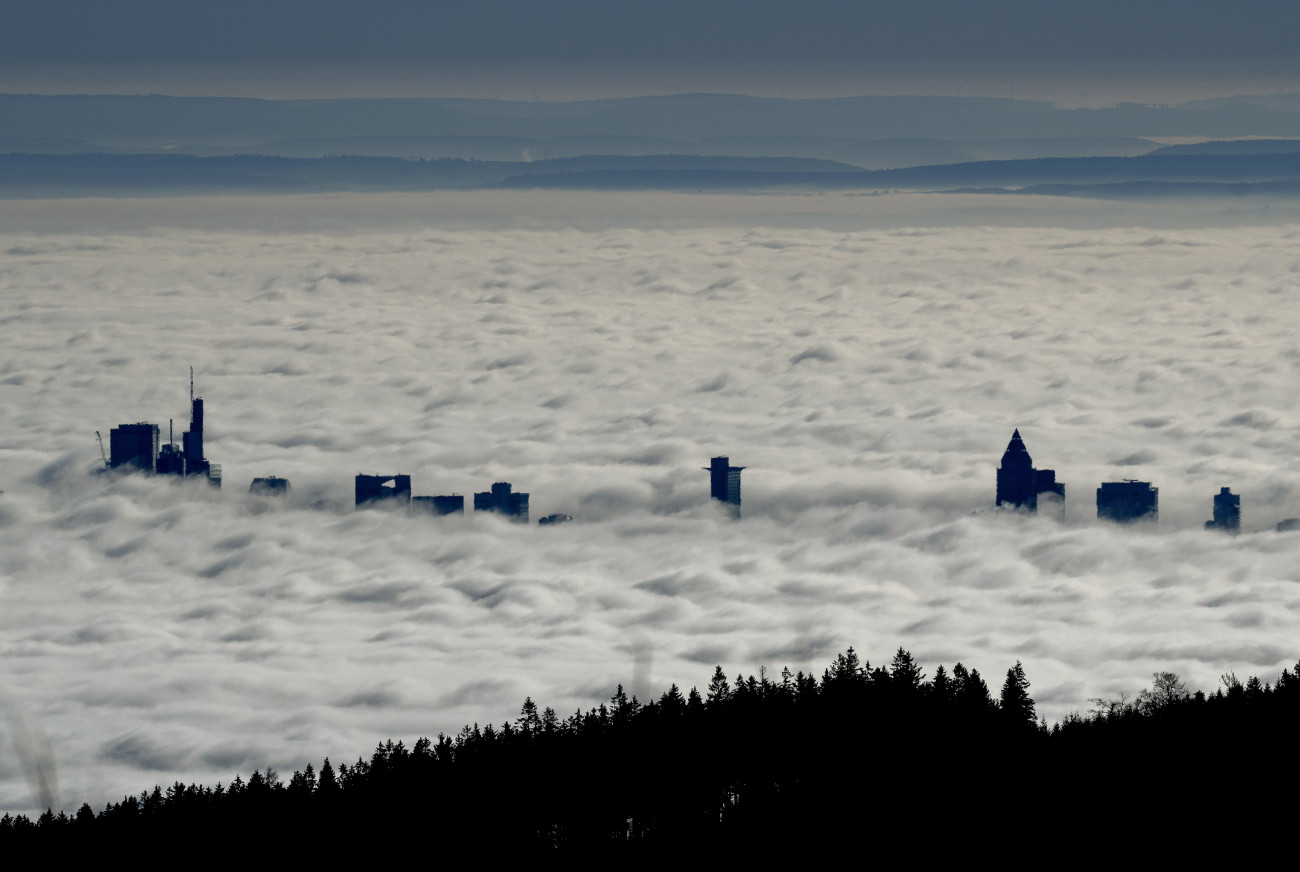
518;697;541;734
955;665;994;709
999;661;1036;728
890;647;924;690
931;664;952;703
287;763;316;795
706;667;731;706
660;683;686;716
317;758;338;793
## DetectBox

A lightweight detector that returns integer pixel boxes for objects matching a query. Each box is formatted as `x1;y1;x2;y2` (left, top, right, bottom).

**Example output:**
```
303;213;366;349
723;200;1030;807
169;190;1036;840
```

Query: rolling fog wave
1;219;1297;813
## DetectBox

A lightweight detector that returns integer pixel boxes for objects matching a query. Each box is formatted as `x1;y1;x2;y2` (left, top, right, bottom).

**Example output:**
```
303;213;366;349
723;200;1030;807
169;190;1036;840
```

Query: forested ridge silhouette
4;648;1297;855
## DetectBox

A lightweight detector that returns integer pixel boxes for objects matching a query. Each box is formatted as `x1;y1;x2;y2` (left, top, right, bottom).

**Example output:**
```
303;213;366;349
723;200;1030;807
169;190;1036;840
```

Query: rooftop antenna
95;431;109;468
190;366;194;405
169;418;174;446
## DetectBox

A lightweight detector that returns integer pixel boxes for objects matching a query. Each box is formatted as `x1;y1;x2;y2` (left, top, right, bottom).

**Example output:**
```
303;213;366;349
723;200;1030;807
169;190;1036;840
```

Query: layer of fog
9;190;1300;236
1;211;1298;814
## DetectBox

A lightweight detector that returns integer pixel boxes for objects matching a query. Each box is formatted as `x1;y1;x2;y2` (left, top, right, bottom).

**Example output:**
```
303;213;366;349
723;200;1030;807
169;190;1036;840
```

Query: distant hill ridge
11;92;1300;147
1148;139;1300;155
0;131;1160;169
7;151;1300;198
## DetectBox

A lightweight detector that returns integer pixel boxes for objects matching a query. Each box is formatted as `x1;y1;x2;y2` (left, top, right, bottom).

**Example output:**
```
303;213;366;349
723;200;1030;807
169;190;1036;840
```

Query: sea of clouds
1;192;1298;813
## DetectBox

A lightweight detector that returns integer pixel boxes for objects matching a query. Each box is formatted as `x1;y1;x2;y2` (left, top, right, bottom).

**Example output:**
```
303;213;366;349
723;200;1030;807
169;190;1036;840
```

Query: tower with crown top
996;430;1065;513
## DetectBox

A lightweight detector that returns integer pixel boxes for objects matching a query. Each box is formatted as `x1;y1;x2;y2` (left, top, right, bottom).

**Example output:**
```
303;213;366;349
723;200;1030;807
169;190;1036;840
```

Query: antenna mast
190;366;194;405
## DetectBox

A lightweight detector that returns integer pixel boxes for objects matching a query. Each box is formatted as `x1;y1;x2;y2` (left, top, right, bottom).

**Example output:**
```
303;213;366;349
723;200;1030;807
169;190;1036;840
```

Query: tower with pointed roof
996;430;1065;513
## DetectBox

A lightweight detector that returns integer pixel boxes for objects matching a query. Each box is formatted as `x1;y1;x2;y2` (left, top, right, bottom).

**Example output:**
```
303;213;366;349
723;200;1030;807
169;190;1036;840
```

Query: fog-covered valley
1;193;1298;814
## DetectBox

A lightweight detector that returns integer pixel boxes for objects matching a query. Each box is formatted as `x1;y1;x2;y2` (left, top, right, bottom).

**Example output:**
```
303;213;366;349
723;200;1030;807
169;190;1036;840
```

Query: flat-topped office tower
355;474;411;506
109;422;159;472
705;456;744;519
413;494;464;515
474;481;529;522
1205;487;1240;533
1097;480;1158;524
250;476;291;497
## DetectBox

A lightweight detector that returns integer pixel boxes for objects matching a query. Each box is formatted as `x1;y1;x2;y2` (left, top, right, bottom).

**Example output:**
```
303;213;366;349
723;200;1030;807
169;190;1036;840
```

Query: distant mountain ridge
11;92;1300;152
7;151;1300;199
1148;139;1300;155
0;132;1159;170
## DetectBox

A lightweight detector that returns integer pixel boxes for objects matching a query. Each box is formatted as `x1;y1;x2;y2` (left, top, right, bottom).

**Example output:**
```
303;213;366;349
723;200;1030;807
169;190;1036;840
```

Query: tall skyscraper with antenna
181;368;220;487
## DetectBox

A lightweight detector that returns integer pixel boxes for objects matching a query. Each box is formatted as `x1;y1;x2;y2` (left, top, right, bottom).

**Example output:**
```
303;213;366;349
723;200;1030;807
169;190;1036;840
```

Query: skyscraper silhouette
1097;480;1158;524
474;482;529;522
413;494;464;515
250;476;291;496
355;474;411;506
104;371;220;485
181;369;219;486
995;430;1065;513
109;423;159;471
705;456;744;519
1205;487;1240;533
156;419;185;476
183;398;204;475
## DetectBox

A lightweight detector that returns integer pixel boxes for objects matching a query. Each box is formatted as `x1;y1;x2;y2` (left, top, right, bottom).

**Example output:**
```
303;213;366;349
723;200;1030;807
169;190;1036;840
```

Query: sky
5;1;1300;103
1;192;1298;814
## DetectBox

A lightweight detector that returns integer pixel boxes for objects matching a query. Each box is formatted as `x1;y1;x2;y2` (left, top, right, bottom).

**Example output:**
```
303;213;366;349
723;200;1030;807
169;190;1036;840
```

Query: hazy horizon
5;63;1300;109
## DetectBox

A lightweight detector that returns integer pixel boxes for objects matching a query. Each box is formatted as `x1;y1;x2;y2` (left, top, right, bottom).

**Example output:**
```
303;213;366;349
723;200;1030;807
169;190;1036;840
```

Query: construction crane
95;431;109;468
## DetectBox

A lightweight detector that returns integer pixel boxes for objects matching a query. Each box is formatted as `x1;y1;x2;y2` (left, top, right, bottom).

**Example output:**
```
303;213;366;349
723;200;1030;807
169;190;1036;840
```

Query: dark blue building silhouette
705;456;744;519
356;474;411;506
250;476;291;496
156;420;185;476
155;371;221;487
109;422;159;471
1205;487;1240;532
474;481;529;522
1097;480;1158;524
995;430;1064;513
413;494;464;515
182;395;208;479
105;371;220;487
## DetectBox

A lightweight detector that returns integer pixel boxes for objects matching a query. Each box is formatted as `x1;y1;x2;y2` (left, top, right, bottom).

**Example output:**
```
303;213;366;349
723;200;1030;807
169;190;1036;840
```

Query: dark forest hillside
4;648;1296;857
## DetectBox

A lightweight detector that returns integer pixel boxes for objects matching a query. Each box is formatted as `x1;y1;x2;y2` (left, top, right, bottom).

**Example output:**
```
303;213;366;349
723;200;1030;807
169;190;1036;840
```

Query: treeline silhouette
4;648;1298;856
